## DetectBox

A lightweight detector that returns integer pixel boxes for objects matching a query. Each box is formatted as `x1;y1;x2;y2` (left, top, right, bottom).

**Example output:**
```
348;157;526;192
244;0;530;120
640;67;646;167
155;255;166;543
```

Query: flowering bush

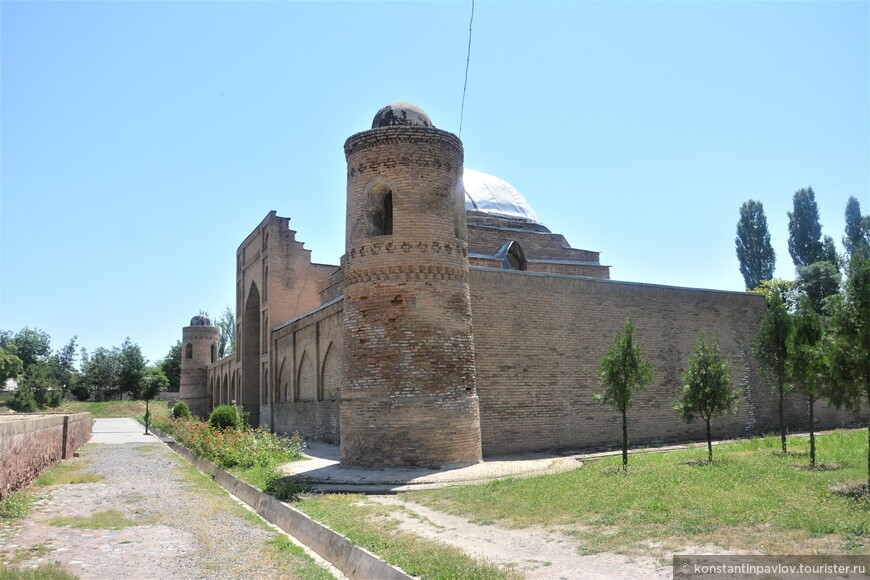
152;414;303;469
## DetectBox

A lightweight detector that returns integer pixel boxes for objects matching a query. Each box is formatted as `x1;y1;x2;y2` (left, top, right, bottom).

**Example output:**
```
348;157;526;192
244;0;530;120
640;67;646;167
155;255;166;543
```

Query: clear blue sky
2;1;868;366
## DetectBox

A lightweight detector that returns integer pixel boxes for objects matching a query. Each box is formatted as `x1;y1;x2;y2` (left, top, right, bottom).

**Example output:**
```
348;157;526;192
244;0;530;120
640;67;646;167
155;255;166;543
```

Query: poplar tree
595;318;653;471
735;200;776;290
788;187;824;268
843;196;870;261
674;335;740;463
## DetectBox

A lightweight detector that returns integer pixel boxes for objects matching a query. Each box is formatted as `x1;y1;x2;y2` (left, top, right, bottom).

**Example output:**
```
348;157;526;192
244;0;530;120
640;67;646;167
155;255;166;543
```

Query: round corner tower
340;102;483;468
180;314;219;419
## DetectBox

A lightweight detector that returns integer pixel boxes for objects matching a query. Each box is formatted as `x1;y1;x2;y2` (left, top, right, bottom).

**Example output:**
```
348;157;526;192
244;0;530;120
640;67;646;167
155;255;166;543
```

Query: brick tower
180;314;219;419
340;103;483;467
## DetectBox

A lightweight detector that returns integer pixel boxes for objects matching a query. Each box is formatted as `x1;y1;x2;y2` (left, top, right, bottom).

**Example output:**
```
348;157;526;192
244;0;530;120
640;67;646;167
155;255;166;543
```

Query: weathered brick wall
268;298;343;438
235;211;338;427
341;125;482;467
181;325;218;419
0;413;92;499
469;269;860;456
272;401;340;443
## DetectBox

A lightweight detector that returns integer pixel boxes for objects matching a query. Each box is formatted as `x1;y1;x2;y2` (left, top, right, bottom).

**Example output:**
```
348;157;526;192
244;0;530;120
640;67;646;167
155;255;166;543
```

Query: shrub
171;401;192;420
70;382;92;401
8;385;38;413
209;404;239;431
263;467;302;501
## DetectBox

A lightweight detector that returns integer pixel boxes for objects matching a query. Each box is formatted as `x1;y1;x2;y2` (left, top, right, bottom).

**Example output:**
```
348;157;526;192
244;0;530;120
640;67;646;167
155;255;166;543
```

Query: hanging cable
459;0;474;137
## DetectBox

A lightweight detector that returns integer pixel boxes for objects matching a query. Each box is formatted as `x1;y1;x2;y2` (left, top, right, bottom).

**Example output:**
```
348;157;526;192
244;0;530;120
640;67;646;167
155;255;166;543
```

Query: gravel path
0;421;336;579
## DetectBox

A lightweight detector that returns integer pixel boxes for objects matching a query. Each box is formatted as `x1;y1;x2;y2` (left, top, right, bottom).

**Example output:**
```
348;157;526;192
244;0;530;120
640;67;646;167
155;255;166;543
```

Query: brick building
181;102;856;468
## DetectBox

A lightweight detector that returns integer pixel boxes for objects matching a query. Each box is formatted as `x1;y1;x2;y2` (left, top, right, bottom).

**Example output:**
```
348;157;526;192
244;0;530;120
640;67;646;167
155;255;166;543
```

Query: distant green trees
0;327;165;410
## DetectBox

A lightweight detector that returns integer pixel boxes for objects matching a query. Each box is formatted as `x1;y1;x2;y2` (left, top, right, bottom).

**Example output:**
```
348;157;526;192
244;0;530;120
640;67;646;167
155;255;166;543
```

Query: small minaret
340;103;483;467
180;314;219;419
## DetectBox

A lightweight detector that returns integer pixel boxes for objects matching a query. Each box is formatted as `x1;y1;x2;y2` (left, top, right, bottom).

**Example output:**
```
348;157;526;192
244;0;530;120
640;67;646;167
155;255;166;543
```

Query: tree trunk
622;408;628;472
866;421;869;490
706;420;713;464
779;381;787;454
808;395;815;468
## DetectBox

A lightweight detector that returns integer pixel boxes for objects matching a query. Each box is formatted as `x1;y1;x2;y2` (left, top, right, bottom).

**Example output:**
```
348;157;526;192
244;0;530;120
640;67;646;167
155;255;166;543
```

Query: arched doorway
242;282;261;426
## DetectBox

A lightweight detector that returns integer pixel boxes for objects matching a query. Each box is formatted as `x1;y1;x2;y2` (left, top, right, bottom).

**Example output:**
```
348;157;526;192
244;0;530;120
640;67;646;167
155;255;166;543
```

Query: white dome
463;168;542;225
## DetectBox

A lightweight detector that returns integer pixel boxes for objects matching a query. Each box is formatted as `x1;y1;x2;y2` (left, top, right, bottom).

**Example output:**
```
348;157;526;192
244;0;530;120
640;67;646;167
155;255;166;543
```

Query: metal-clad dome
189;314;212;327
463;168;543;225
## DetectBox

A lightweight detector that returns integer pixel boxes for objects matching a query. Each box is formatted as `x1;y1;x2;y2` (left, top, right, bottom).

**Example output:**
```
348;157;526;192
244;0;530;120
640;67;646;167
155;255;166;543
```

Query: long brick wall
469;268;861;456
0;413;92;499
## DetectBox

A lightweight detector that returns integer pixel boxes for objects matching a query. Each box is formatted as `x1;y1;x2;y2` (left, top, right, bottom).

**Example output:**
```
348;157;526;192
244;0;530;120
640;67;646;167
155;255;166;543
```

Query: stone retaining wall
0;413;93;499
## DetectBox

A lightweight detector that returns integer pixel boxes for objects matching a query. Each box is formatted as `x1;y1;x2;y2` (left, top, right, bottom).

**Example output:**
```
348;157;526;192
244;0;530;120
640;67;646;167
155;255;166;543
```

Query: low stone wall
0;413;93;499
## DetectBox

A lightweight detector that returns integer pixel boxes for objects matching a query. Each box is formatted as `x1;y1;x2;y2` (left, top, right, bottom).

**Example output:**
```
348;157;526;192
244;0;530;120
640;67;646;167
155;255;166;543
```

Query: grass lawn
402;430;870;556
295;494;518;579
0;398;175;419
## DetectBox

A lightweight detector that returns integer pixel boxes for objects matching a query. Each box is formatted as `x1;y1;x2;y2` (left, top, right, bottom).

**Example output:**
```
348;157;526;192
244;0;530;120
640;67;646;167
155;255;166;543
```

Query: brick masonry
0;413;92;499
189;103;862;468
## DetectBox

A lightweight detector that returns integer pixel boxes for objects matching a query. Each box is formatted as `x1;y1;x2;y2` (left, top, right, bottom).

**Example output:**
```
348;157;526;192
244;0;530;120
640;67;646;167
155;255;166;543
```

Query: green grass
0;563;77;580
295;494;518;579
0;491;33;520
49;509;137;530
404;429;870;555
266;535;336;580
35;456;104;486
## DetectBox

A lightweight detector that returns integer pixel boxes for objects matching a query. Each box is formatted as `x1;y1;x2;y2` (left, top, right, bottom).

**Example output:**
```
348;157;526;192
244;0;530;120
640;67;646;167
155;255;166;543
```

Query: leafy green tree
674;335;740;463
753;284;792;454
55;336;79;396
2;327;51;371
0;347;24;384
141;366;169;434
217;306;236;359
788;187;825;268
844;196;870;261
159;341;182;392
24;359;63;408
118;338;146;398
787;297;827;467
594;318;653;471
82;347;120;400
826;254;870;487
796;261;842;315
735;200;776;290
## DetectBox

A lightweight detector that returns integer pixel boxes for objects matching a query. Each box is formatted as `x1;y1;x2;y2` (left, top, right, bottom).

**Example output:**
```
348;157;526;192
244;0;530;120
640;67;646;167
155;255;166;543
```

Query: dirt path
0;419;336;579
369;495;672;579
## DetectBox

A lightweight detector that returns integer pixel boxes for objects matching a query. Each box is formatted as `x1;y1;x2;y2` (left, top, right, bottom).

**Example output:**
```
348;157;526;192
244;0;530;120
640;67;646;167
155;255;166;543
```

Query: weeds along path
368;495;671;579
0;419;334;579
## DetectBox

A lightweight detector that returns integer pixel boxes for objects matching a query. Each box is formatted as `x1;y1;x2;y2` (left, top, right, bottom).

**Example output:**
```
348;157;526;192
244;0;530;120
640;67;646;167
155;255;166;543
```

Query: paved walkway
282;440;586;493
0;418;336;579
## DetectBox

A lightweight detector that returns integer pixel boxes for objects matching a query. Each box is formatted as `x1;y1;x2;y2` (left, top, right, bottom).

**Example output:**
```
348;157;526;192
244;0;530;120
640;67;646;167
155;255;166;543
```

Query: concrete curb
151;429;411;580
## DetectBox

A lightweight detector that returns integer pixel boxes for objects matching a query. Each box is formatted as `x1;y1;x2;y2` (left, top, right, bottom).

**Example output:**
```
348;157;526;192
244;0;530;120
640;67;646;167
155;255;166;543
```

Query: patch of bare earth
369;496;678;579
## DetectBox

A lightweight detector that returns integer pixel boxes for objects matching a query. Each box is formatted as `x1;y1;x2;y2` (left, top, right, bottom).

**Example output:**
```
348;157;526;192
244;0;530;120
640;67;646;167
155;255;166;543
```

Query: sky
1;1;868;366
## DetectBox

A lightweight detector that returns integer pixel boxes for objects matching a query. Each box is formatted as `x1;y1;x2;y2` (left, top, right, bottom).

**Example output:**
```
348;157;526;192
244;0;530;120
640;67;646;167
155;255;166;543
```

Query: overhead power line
459;0;474;138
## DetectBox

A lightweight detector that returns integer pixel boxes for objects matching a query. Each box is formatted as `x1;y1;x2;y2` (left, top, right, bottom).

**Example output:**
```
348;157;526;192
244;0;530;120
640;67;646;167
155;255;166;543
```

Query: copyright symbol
681;563;690;573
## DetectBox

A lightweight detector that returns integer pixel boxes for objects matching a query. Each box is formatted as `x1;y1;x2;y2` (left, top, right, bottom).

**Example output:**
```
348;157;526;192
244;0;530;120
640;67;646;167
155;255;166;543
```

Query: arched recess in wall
242;282;261;426
222;373;229;406
297;351;316;402
185;343;193;359
365;180;395;237
276;357;286;403
211;344;216;364
496;240;527;271
321;342;340;402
